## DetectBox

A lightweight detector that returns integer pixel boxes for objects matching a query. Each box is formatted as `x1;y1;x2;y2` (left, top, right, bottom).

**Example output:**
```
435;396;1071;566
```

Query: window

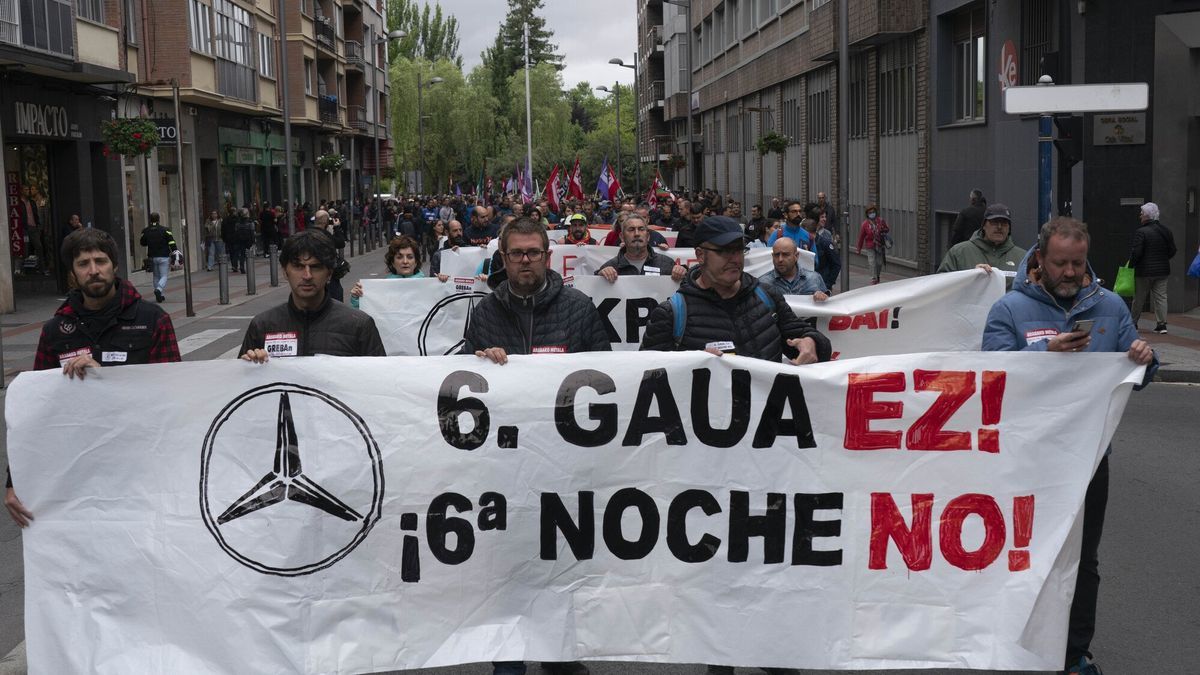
880;37;916;134
1;0;20;45
726;108;739;152
692;27;701;66
124;0;139;43
756;0;776;25
1021;0;1056;85
847;53;868;138
20;0;74;57
76;0;103;22
213;0;251;65
953;5;985;122
188;0;212;54
304;58;314;95
743;105;754;151
782;78;801;146
713;5;724;55
812;0;831;8
739;0;753;37
258;32;275;78
701;18;711;62
676;39;688;90
727;0;738;46
807;70;830;143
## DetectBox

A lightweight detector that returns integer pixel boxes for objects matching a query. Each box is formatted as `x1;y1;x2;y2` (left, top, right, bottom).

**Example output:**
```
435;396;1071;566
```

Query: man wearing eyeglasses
640;216;831;365
464;217;610;364
463;217;607;675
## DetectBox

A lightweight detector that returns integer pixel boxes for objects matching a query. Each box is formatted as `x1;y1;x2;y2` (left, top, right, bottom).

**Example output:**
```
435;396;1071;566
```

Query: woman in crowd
855;203;890;285
350;235;425;309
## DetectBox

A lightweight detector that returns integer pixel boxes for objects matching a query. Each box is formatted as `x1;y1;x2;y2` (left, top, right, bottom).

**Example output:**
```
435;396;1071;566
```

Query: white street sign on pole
1003;82;1149;115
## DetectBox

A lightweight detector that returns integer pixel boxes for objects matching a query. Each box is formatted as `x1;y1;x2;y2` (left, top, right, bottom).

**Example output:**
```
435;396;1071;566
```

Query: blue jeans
206;240;225;270
151;257;169;293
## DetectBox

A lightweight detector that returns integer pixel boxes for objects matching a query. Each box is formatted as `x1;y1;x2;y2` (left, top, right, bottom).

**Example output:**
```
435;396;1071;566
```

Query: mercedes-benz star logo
201;383;383;576
418;290;489;355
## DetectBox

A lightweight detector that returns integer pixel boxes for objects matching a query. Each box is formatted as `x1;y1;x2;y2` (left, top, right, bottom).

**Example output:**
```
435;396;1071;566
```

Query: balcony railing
319;95;339;124
314;18;336;52
649;80;665;107
345;40;364;68
217;60;258;103
348;105;369;131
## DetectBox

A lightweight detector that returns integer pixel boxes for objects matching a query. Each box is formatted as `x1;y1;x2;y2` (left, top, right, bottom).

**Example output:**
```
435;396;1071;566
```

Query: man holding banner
640;216;830;365
463;217;606;675
983;216;1156;675
597;214;686;283
760;236;828;298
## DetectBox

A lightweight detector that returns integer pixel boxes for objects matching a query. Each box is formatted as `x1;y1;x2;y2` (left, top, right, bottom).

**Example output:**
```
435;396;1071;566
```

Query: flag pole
524;22;534;187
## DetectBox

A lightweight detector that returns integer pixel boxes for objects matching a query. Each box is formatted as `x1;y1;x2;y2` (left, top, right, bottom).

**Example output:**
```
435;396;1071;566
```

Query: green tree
581;83;638;193
502;62;574;179
480;0;562;117
387;0;463;69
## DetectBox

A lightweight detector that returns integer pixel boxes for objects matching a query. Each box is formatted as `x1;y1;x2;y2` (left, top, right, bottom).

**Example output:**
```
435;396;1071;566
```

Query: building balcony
648;80;665;109
348;104;369;131
217;60;258;103
314;18;337;53
345;40;364;69
646;25;664;56
319;95;339;124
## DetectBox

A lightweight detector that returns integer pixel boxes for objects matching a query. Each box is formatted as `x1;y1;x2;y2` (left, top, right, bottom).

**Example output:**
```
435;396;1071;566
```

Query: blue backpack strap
754;285;775;313
670;291;686;345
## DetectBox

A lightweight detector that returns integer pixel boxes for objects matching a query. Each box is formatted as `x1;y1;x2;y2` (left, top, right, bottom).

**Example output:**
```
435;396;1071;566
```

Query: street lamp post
371;28;407;244
417;72;444;195
662;0;693;194
277;0;295;231
609;56;640;198
596;84;622;192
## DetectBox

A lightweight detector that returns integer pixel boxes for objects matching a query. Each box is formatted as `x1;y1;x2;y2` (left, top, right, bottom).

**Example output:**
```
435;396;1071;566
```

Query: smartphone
1072;319;1095;334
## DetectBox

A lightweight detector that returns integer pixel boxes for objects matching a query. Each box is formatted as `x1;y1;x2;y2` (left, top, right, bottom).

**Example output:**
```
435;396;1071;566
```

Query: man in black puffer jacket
1129;201;1177;334
463;216;605;675
240;229;385;360
641;216;832;364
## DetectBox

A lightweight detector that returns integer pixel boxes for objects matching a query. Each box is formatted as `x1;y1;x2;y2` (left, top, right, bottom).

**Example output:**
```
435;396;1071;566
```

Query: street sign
1003;82;1149;115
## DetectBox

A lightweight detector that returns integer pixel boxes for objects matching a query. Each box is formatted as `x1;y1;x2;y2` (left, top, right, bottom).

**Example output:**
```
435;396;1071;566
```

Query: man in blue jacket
982;216;1155;675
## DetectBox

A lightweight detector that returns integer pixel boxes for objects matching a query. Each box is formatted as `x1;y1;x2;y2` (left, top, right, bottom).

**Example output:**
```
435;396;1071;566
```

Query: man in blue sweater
982;216;1155;675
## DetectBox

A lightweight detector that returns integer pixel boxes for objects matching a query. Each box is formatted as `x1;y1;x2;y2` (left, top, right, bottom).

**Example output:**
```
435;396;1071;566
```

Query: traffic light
1054;115;1084;169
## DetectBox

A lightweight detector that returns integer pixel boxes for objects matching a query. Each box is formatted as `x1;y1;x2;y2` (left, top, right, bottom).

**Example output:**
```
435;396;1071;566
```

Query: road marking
177;329;240;356
218;344;243;360
203;316;255;320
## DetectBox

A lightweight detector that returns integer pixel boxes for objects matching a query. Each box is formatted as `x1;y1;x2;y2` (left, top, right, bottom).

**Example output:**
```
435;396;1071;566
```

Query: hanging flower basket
756;131;790;156
100;118;159;158
317;153;347;172
666;154;687;171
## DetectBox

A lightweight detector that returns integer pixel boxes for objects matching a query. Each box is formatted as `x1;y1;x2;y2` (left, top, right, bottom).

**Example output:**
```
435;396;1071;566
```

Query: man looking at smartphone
982;216;1155;675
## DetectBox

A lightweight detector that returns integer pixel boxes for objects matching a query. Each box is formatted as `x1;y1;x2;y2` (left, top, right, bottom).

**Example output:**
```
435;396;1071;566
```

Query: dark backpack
235;218;255;244
669;286;775;347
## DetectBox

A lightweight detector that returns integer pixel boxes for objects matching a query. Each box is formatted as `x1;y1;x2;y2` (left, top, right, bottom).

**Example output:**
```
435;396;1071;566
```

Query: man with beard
561;213;597;245
5;228;181;527
982;216;1155;675
641;216;831;365
744;204;770;242
597;214;686;282
429;219;466;276
463;206;500;246
768;201;812;250
464;219;608;675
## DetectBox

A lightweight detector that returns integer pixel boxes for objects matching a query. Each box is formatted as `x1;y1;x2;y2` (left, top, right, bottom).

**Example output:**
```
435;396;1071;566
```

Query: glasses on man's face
504;249;546;263
699;245;748;257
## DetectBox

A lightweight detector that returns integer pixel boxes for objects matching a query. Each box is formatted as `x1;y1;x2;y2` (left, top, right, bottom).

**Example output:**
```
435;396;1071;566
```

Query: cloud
434;0;637;89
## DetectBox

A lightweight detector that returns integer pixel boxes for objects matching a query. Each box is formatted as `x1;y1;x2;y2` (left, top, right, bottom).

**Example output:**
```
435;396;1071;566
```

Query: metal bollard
268;244;279;287
246;252;257;295
218;253;230;305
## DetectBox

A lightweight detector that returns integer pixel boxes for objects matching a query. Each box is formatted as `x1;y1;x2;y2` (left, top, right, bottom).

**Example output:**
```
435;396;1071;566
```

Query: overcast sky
432;0;639;91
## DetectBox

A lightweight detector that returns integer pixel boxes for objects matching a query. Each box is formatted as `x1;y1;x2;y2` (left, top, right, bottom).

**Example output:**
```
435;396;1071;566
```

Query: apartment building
648;0;931;273
0;0;392;311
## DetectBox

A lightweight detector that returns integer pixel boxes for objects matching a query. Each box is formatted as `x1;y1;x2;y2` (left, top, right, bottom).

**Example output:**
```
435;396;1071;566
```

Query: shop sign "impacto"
13;102;72;139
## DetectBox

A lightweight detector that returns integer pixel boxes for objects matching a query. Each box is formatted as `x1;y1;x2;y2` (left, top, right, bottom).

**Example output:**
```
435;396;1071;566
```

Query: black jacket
950;203;986;247
140;224;177;258
640;268;833;363
1130;219;1177;277
220;214;239;244
241;294;386;357
597;249;678;276
463;270;611;355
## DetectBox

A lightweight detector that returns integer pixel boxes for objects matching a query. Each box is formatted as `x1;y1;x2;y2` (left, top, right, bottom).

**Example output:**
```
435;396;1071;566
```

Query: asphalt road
0;296;1197;674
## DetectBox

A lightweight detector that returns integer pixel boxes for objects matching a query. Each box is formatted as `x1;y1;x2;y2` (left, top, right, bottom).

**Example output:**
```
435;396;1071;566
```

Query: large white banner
8;352;1144;673
787;269;1006;360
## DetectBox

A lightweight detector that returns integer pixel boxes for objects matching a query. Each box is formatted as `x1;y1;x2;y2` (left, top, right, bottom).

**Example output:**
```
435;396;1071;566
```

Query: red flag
567;155;585;201
647;171;662;207
544;165;562;213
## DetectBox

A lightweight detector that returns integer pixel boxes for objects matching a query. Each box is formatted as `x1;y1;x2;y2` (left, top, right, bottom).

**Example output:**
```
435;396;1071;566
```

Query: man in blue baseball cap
640;215;831;364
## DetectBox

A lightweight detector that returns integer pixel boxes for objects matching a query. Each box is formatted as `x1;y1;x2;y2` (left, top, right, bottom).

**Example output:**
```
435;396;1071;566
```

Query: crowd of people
11;184;1184;675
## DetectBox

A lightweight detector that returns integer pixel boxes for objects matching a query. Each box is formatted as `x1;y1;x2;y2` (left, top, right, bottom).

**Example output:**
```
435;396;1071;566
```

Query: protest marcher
429;220;465;276
260;204;280;257
601;212;669;248
463;217;607;675
1129;202;1177;334
5;228;181;527
232;207;256;274
308;209;346;302
982;216;1156;675
855;204;890;285
139;211;178;303
641;216;831;365
744;204;771;243
464;206;500;246
813;208;841;291
768;201;812;249
760;236;828;298
937;203;1027;287
596;214;686;282
673;200;703;249
816;191;839;236
350;235;430;309
561;213;596;245
767;196;784;221
240;229;385;361
949;189;987;248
